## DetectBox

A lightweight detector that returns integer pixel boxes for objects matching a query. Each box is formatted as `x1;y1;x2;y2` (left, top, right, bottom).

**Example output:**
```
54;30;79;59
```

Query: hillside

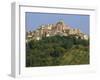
26;35;89;67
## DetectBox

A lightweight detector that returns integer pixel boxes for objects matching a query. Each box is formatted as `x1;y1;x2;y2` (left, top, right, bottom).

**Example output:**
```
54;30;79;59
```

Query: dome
56;20;64;25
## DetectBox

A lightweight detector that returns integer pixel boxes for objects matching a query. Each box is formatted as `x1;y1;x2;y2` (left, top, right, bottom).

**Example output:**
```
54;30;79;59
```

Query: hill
26;35;89;67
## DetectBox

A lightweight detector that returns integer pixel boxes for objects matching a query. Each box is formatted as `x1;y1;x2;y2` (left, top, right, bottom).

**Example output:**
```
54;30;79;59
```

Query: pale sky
26;12;89;35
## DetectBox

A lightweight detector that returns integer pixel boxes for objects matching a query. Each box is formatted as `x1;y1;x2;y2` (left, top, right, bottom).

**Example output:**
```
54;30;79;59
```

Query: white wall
0;0;100;80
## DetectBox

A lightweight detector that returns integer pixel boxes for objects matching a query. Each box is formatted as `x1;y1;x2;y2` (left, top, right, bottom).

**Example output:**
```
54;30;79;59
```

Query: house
26;20;89;41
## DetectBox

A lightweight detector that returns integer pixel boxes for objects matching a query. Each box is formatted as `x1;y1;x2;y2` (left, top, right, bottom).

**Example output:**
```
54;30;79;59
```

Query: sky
26;12;90;35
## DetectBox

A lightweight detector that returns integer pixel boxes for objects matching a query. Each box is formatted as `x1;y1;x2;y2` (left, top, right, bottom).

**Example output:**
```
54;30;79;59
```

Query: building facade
26;20;89;41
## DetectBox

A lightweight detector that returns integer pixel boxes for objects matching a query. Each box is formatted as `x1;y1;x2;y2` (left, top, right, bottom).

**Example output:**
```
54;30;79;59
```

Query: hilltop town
26;20;88;42
26;20;89;67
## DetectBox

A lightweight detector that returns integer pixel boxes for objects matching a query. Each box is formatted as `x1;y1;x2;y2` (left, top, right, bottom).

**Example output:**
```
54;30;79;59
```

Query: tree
26;35;89;66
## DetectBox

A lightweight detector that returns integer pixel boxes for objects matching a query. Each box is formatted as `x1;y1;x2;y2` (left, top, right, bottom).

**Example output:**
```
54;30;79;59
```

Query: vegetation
26;35;89;67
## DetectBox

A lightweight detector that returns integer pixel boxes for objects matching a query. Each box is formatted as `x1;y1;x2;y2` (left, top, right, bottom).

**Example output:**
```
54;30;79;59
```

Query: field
26;35;89;67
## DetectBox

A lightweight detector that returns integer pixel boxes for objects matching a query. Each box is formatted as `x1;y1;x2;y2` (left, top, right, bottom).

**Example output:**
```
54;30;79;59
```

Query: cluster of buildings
26;20;89;42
